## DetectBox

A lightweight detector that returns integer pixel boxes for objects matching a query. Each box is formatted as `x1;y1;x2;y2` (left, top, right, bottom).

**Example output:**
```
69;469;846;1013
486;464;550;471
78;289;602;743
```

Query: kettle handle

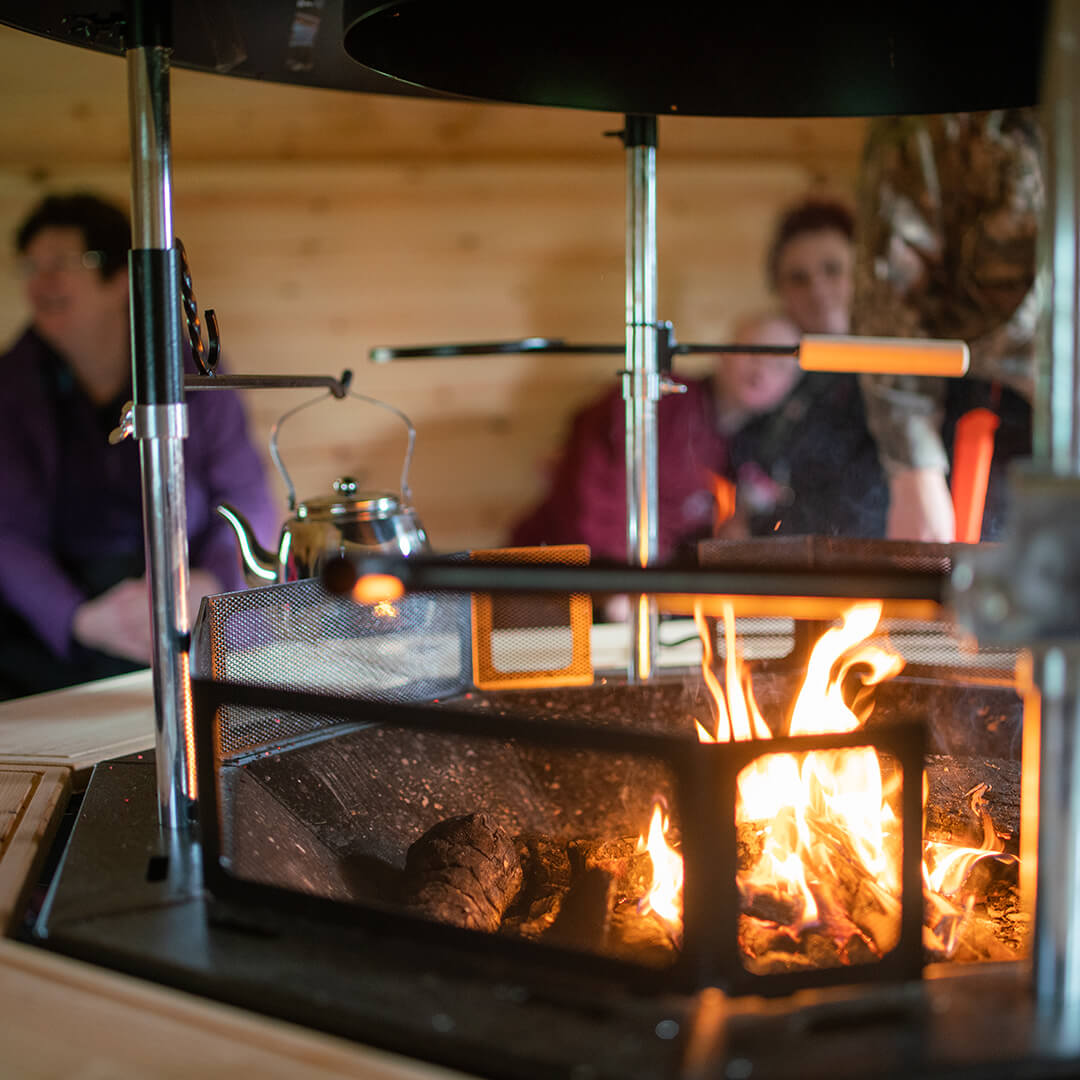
268;390;417;512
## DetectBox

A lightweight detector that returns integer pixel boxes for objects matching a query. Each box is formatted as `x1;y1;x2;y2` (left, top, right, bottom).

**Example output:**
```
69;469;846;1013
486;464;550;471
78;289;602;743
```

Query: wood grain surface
0;764;69;933
0;938;470;1079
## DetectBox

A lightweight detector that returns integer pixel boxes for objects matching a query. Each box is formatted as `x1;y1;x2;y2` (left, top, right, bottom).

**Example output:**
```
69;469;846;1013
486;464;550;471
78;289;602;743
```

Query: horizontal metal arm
369;336;970;376
323;553;947;607
184;370;353;398
368;337;800;362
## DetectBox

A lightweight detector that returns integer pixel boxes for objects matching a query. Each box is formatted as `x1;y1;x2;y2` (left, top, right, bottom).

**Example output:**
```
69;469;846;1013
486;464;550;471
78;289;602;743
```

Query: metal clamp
619;370;662;402
108;400;135;445
950;466;1080;645
109;401;189;443
134;403;189;440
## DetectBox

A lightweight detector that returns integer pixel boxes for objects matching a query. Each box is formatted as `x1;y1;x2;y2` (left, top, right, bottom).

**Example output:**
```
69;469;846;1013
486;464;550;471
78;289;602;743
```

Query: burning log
503;833;573;938
850;878;901;955
740;884;804;926
401;812;523;932
923;755;1020;851
608;902;679;967
567;836;653;901
544;866;614;951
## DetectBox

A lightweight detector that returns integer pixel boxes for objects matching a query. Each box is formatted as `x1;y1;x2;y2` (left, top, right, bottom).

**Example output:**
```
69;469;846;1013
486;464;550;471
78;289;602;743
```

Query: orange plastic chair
951;407;1000;543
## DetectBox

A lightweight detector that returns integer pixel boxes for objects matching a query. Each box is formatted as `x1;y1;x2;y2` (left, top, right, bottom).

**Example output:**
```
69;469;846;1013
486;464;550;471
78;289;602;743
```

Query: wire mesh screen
470;545;592;690
192;578;471;759
213;706;683;968
690;616;1017;681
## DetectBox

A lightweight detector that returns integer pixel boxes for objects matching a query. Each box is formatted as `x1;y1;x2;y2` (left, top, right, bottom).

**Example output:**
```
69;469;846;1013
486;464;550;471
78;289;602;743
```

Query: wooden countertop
0;670;470;1079
0;670;157;783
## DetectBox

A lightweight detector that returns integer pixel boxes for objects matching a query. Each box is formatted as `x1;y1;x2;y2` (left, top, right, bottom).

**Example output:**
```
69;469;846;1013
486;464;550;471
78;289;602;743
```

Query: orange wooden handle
799;335;970;376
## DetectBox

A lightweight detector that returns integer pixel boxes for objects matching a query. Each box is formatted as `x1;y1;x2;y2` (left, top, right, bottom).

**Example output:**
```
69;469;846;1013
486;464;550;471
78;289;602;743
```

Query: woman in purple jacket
0;192;277;699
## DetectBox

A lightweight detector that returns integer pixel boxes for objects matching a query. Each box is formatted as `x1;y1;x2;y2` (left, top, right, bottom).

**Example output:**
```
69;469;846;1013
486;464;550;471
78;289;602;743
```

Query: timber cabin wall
0;26;866;553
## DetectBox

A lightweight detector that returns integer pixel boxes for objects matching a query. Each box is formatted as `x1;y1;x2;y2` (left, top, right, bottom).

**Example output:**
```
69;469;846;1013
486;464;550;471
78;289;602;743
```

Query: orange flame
635;601;1013;961
708;472;737;534
637;800;684;929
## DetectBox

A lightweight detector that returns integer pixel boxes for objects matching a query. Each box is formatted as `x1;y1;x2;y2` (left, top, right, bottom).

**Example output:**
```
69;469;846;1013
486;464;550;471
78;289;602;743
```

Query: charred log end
544;866;614;952
401;812;524;932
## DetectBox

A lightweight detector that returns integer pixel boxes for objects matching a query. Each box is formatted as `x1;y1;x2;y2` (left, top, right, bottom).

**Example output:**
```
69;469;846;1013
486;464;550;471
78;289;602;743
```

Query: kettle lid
297;477;400;521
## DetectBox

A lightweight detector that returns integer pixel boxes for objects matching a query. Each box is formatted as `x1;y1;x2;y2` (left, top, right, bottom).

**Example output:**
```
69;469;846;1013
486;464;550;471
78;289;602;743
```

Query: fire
635;599;1016;967
729;602;905;935
637;800;684;930
924;782;1018;898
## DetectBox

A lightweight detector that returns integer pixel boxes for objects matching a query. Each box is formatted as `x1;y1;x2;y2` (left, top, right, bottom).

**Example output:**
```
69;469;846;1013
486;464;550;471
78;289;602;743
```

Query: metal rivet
980;589;1010;623
655;1019;680;1040
431;1013;454;1032
726;1058;754;1080
951;562;974;591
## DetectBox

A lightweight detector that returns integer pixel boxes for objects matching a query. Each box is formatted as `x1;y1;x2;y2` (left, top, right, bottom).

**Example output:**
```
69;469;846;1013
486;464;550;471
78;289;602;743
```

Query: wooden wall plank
0;26;866;168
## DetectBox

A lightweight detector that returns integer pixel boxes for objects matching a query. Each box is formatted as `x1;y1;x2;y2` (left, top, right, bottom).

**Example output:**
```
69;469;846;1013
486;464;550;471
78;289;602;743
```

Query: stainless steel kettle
218;390;429;586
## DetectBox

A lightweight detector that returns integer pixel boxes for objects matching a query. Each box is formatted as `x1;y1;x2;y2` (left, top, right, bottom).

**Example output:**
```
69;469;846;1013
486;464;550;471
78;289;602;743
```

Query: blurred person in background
0;192;276;699
851;109;1043;542
508;310;797;562
766;196;855;336
508;195;885;558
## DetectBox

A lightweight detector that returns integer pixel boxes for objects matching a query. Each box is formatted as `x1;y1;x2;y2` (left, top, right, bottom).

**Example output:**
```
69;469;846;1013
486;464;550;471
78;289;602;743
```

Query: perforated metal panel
192;577;471;759
469;545;593;690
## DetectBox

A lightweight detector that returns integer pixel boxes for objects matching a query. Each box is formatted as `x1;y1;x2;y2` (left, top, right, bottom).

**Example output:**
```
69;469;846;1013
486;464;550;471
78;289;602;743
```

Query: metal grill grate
696;537;1018;682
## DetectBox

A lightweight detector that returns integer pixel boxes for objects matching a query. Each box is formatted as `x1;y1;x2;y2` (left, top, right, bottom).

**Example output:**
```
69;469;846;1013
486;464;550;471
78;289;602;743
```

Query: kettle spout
216;503;280;586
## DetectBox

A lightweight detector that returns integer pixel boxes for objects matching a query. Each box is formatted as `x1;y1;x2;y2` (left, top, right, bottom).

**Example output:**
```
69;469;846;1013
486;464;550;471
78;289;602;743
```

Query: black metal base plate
28;754;1080;1080
32;756;687;1080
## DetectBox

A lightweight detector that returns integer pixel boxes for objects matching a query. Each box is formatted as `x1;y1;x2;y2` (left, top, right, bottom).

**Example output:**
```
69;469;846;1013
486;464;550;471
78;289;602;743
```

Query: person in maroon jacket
0;192;277;699
508;311;805;561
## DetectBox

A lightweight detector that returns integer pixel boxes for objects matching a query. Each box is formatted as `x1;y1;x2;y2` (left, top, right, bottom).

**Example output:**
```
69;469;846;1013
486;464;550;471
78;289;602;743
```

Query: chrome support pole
1033;0;1080;1048
126;3;193;830
1039;0;1080;475
1032;647;1080;1050
622;115;659;682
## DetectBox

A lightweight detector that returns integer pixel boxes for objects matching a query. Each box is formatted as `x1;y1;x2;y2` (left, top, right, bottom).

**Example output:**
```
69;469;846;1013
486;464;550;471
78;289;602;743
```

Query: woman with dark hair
767;197;855;335
0;191;277;699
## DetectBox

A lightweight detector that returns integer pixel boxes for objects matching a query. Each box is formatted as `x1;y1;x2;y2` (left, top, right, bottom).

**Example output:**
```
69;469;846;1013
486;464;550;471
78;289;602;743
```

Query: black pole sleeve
127;0;172;48
622;114;658;148
129;248;183;405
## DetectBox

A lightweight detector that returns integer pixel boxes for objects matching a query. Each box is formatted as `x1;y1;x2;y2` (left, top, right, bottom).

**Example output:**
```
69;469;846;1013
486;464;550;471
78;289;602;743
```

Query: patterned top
852;108;1045;472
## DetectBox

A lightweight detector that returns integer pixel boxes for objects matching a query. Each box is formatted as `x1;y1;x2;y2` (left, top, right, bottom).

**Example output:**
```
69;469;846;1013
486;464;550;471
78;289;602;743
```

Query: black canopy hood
0;1;1048;116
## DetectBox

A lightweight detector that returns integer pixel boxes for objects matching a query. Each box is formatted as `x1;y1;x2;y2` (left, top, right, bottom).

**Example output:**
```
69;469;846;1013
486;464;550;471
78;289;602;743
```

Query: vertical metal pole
1033;0;1080;1048
126;0;193;829
1032;647;1080;1050
623;115;659;682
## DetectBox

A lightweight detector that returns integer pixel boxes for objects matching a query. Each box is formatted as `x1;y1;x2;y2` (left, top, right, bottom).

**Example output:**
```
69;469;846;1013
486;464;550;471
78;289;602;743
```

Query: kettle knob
333;477;359;496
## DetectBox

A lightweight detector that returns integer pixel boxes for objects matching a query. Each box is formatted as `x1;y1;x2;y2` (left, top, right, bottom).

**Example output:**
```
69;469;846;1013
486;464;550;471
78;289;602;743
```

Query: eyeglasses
16;250;105;278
